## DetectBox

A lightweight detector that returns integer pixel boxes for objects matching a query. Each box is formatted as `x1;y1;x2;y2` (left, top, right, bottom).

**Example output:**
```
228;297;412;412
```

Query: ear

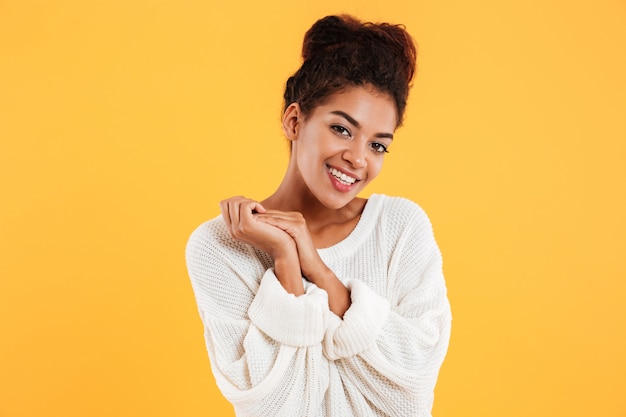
282;102;303;141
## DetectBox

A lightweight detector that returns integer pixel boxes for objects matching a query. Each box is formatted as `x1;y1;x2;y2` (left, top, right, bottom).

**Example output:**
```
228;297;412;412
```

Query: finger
219;199;234;230
256;214;306;232
255;214;297;226
262;209;298;216
256;211;304;222
234;199;271;239
238;199;267;220
255;216;306;240
252;202;267;214
228;198;245;232
220;196;248;235
220;196;270;242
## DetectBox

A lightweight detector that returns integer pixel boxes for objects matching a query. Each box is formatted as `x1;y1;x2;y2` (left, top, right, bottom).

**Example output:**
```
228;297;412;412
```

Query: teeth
329;167;356;184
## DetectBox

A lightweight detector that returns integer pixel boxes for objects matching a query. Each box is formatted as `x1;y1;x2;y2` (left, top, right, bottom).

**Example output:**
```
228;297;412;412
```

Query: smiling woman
185;14;451;417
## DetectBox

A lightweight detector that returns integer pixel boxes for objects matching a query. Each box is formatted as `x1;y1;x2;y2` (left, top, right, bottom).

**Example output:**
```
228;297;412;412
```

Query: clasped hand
220;196;326;283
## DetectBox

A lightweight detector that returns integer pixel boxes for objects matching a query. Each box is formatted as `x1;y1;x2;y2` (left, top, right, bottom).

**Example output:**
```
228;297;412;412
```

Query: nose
342;140;367;168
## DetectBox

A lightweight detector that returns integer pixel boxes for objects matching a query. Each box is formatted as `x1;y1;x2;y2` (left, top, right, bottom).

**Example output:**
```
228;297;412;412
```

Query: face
283;85;398;209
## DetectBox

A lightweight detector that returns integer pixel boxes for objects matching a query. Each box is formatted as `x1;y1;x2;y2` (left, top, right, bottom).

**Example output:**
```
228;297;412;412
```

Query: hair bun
302;15;415;82
301;15;358;61
285;14;417;126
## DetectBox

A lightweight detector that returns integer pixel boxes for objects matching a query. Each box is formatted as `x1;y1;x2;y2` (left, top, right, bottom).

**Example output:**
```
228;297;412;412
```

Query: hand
254;210;329;282
220;196;303;295
219;196;295;259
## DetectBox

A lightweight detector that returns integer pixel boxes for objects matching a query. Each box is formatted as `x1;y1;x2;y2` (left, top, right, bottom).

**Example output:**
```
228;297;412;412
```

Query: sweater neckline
317;194;384;262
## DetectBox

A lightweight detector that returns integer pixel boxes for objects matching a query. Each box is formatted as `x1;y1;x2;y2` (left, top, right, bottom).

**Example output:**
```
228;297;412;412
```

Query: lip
326;164;361;193
327;164;361;182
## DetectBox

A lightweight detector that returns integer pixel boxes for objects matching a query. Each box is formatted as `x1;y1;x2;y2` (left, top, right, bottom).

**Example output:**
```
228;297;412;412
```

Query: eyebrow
330;110;394;139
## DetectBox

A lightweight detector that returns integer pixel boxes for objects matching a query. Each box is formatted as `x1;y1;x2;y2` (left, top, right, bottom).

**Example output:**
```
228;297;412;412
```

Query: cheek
367;157;385;179
296;141;323;173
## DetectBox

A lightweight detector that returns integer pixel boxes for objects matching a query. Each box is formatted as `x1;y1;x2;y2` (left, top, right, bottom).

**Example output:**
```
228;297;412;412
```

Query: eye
331;125;351;137
369;142;389;154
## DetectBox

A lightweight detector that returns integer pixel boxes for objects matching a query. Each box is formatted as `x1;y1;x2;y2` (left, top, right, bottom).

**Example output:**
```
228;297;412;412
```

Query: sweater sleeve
185;220;330;417
322;202;452;417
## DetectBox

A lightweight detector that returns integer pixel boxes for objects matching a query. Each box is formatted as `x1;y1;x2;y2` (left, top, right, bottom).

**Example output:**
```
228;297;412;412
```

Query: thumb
251;202;266;214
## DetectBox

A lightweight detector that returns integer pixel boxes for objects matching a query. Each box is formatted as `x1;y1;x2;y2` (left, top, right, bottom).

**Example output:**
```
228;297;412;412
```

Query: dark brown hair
283;15;417;126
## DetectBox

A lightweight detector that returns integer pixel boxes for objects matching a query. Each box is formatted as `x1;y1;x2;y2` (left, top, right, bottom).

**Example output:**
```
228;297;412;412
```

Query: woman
186;14;451;417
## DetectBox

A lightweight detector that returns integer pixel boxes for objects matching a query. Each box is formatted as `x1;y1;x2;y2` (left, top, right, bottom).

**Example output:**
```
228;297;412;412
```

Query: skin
219;85;398;318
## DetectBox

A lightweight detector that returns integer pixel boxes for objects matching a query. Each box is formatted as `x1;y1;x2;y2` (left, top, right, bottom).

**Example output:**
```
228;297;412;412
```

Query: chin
317;190;361;210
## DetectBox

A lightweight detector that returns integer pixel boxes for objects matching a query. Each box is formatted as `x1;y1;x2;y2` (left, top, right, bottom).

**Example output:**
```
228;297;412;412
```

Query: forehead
311;85;398;130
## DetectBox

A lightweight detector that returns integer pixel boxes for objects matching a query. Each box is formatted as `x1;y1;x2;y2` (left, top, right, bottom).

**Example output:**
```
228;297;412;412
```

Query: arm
186;220;331;417
253;210;352;317
322;203;452;416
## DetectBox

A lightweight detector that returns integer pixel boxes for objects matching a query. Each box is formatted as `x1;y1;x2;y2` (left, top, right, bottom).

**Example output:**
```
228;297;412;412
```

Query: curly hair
283;15;417;126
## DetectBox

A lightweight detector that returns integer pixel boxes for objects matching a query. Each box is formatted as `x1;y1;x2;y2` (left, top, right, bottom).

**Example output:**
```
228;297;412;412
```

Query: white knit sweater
186;194;451;417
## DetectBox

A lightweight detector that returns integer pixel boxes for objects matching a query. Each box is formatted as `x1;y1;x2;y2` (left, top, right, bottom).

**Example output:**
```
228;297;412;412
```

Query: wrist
304;264;333;285
274;249;304;296
302;266;351;317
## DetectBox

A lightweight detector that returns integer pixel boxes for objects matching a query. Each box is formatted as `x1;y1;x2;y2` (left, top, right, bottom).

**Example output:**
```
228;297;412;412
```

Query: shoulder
186;216;227;255
370;194;432;231
185;215;267;299
185;216;252;271
366;194;440;256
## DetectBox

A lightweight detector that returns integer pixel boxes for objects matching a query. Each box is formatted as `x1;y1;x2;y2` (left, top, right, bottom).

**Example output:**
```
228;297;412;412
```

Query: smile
328;167;357;185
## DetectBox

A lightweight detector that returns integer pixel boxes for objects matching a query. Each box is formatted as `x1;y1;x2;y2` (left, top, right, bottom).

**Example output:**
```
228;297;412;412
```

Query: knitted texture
186;194;451;417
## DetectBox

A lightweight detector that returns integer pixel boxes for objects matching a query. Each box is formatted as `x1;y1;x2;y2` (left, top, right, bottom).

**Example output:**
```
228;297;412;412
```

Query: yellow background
1;0;625;416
